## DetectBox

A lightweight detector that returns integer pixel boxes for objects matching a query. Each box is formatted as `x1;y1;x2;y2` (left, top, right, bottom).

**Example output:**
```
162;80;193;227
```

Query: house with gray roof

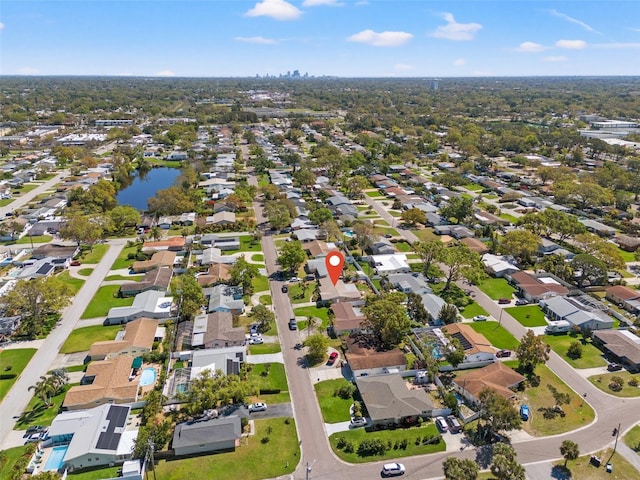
592;329;640;372
105;290;173;325
388;273;432;296
580;219;616;237
420;293;450;325
540;295;614;331
204;284;244;314
172;416;242;456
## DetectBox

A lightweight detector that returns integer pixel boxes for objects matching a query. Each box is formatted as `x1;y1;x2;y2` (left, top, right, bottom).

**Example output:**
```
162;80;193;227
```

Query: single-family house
356;375;435;426
592;329;640;372
294;229;320;243
580;219;616;237
88;318;160;361
189;345;246;377
206;212;236;226
507;271;569;303
388;273;432;296
453;362;526;404
460;237;489;255
119;267;172;297
131;251;177;274
189;312;246;349
0;316;21;336
31;244;79;260
345;334;407;378
482;253;520;278
172;416;242;457
371;238;396;255
199;247;236;266
196;263;233;287
614;235;640;252
318;277;362;303
605;285;640;314
419;293;450;325
205;284;244;314
141;237;186;253
368;254;410;275
105;291;173;325
540;295;614;331
441;323;496;366
331;302;366;335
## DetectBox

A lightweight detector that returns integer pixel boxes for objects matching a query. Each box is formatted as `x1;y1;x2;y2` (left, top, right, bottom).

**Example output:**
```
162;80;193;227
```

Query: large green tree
478;388;522;439
439;243;485;291
362;292;410;348
516;330;550;374
414;239;444;278
571;253;607;288
170;274;204;322
264;201;292;230
439;197;473;224
304;333;329;364
108;205;141;235
442;457;479;480
229;257;259;294
490;443;526;480
560;440;580;467
499;229;541;266
59;213;104;247
277;240;306;274
148;186;196;216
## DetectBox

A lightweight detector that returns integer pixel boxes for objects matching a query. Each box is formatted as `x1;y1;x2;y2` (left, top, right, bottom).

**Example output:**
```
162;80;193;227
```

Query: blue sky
1;1;639;77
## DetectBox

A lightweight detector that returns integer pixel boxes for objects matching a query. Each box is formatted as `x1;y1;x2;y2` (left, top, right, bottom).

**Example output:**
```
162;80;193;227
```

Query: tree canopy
362;292;410;348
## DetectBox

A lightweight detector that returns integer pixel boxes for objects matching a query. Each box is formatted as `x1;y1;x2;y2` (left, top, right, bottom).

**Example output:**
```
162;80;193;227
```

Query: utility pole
613;422;621;453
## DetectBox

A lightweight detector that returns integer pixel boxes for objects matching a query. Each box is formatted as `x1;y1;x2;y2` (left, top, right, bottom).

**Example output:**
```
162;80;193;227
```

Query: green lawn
78;268;94;276
543;334;607;369
14;235;53;244
460;302;489;319
293;306;330;329
60;325;122;353
467;321;520;350
0;349;37;401
624;424;640;451
287;282;314;304
499;213;519;224
394;241;413;252
477;277;515;300
365;190;383;198
259;294;272;305
248;363;290;404
16;384;73;429
227;235;263;253
251;274;269;294
518;364;595;436
588;371;640;397
104;274;143;281
155;418;299;480
0;446;34;480
251;253;265;262
464;183;484;192
81;285;134;319
78;244;110;264
110;243;140;270
57;271;85;294
410;228;437;242
504;305;547;327
248;343;281;355
556;448;638;480
617;247;637;263
329;423;445;463
68;466;122;480
314;379;354;423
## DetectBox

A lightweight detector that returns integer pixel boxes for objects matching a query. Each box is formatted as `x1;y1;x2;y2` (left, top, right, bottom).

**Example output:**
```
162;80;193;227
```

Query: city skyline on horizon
1;1;640;78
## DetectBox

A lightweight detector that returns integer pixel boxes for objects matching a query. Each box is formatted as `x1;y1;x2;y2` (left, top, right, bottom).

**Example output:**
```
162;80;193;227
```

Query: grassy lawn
543;334;607;369
68;466;122;480
517;364;595;436
78;244;110;264
477;277;515;300
16;384;73;429
588;371;640;397
464;183;484;191
0;349;37;401
251;274;269;294
468;321;520;350
259;294;272;305
0;446;34;480
617;247;636;263
504;305;547;327
155;418;299;480
460;302;489;319
227;235;263;253
104;274;143;281
251;253;264;262
365;190;383;198
624;424;640;451
110;243;139;270
248;343;281;355
499;213;519;224
555;448;638;480
314;379;353;423
329;423;445;463
293;306;330;329
410;228;436;242
81;285;134;319
287;282;314;304
373;226;399;236
60;325;122;353
14;235;52;244
394;241;412;252
57;271;85;294
77;267;94;276
248;363;289;404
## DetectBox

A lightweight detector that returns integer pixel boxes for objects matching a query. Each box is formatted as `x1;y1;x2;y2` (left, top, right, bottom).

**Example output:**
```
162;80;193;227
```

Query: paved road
0;239;127;448
0;170;69;218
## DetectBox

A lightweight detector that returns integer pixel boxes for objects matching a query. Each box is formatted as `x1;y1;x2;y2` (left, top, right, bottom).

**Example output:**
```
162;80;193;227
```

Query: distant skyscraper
430;80;439;91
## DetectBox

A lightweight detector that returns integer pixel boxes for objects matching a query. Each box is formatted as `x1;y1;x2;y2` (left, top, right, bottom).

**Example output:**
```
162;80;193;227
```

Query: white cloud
347;29;413;47
245;0;302;21
549;9;600;34
592;43;640;49
515;41;545;52
18;67;39;75
0;22;5;31
453;58;466;66
543;56;567;62
235;36;278;45
430;12;482;41
394;63;413;71
302;0;343;6
555;39;587;50
155;70;176;77
355;1;369;5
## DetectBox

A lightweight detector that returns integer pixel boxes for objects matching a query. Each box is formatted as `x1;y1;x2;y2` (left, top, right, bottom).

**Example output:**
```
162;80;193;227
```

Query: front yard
0;349;37;401
504;305;547;327
467;321;520;350
329;423;445;463
248;362;290;404
460;302;489;319
477;277;516;300
60;325;122;353
16;384;73;429
556;448;638;480
543;334;607;369
154;418;299;480
78;244;110;264
314;378;354;423
81;285;134;319
293;306;330;329
624;424;640;451
588;371;640;397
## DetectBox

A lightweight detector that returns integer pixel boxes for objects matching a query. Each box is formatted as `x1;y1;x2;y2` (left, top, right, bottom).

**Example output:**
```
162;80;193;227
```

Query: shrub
334;383;355;399
567;341;583;360
344;441;354;453
261;437;270;444
357;438;389;457
337;436;347;449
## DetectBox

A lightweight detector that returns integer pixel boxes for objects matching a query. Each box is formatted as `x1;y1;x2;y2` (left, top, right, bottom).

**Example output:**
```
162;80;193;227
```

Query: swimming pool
44;445;68;472
139;367;157;387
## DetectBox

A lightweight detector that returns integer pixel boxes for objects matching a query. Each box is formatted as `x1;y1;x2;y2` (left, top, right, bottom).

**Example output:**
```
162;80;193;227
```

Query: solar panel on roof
451;332;472;351
96;432;122;450
106;405;129;428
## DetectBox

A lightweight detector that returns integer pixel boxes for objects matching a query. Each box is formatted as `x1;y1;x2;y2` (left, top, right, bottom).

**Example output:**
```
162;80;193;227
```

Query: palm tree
560;440;579;467
29;376;55;407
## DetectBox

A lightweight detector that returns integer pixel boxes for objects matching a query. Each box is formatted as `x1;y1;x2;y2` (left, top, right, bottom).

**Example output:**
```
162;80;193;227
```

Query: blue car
520;405;530;421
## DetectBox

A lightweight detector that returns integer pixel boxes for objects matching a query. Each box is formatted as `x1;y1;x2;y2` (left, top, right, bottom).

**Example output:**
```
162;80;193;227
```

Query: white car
382;463;405;477
248;402;267;412
435;416;449;432
350;417;367;428
249;337;264;345
472;315;488;322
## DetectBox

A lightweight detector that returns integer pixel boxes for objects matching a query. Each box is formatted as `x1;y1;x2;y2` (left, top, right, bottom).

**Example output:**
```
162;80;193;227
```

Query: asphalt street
0;170;69;218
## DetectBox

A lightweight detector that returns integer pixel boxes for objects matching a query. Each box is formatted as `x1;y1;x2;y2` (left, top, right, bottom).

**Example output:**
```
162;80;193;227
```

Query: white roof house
368;254;410;274
190;345;246;377
106;291;173;325
482;253;520;278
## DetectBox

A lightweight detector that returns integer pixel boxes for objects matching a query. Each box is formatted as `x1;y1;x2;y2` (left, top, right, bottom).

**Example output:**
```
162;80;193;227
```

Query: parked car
498;298;512;304
249;324;260;334
249;337;263;345
294;343;304;350
25;426;45;435
515;299;529;306
381;463;406;477
472;315;487;322
70;260;81;266
248;402;267;412
281;284;289;293
520;405;530;421
607;363;623;371
26;432;46;443
248;332;261;338
289;276;300;283
288;318;297;330
328;351;338;365
435;416;448;432
446;415;462;433
496;349;512;358
350;417;367;428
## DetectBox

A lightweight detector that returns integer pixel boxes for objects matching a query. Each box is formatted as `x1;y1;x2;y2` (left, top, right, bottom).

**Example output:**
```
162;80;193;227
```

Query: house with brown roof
460;237;489;255
31;244;79;260
356;374;435;426
189;312;246;349
453;362;525;404
141;236;186;253
345;334;407;377
318;277;362;303
507;271;570;303
196;263;233;287
441;323;496;367
605;285;640;314
614;235;640;252
88;318;160;361
120;266;172;297
132;251;176;273
63;355;141;411
593;329;640;372
303;240;332;258
330;302;366;335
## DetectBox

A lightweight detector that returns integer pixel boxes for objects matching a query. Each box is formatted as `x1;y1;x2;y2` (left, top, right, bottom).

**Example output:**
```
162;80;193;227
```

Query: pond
116;167;180;211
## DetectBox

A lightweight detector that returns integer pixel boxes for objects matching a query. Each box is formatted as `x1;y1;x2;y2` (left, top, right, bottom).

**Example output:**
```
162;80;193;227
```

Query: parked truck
545;320;571;334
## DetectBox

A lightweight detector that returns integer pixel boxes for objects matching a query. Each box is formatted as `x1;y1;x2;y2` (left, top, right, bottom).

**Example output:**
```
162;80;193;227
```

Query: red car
496;349;511;358
498;298;511;304
328;352;339;365
70;260;81;266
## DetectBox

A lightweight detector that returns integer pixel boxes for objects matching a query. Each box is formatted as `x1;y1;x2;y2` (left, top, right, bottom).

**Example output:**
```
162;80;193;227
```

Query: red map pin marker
325;250;345;286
